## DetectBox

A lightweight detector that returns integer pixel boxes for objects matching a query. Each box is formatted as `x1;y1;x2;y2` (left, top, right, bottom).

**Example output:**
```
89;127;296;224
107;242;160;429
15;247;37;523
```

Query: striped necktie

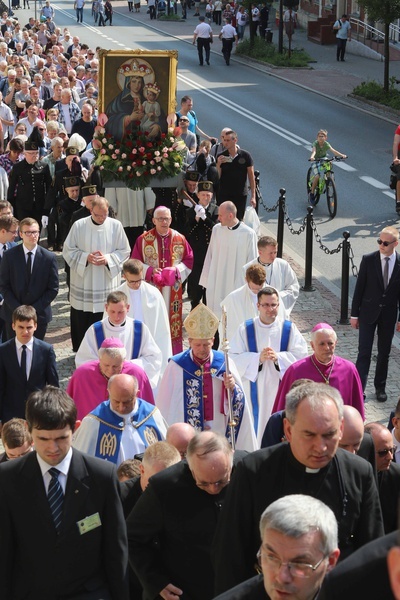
47;467;64;532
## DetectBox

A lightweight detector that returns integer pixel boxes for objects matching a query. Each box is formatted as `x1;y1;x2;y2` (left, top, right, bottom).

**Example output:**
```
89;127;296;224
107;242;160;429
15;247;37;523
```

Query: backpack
333;19;340;35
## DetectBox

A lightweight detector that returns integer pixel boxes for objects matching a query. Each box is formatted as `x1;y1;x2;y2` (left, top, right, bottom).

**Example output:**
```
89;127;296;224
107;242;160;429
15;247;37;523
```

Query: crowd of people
1;4;400;600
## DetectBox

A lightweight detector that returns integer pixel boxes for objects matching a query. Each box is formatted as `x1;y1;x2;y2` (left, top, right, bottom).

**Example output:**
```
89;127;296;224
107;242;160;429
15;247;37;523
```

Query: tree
357;0;400;92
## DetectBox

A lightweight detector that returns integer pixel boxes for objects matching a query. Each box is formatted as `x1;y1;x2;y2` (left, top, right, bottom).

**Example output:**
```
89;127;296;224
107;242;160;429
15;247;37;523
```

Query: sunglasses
377;239;396;247
377;447;396;457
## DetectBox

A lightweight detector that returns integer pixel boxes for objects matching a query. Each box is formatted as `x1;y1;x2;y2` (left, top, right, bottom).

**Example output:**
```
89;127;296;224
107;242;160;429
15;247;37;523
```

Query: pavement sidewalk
26;2;400;425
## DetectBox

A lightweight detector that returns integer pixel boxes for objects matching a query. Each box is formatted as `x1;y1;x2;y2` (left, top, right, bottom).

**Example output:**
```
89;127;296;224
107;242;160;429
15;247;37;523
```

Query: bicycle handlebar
308;156;348;163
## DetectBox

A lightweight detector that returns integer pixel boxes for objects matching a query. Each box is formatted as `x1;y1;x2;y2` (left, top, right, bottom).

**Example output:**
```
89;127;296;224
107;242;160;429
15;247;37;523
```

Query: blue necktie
47;467;64;532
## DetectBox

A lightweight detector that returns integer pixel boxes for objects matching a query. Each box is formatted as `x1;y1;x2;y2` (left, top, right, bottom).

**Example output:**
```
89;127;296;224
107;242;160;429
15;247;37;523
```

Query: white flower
150;168;156;175
127;165;132;171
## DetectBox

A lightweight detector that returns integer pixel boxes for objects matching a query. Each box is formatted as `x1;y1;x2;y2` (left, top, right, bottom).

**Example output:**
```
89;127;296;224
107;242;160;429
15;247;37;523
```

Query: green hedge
236;36;312;67
353;79;400;110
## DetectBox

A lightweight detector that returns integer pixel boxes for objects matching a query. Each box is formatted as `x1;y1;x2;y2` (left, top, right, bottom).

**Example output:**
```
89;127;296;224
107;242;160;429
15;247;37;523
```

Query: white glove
194;205;206;220
41;215;48;228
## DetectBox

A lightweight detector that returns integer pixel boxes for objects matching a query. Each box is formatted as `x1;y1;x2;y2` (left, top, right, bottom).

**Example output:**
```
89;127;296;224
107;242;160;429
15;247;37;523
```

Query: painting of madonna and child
98;50;178;142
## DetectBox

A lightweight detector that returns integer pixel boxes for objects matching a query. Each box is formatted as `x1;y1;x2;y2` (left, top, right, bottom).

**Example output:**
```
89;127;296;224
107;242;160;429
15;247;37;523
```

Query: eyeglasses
377;239;396;247
21;230;39;236
377;447;396;457
126;278;143;285
154;217;171;222
179;119;189;123
7;229;18;234
192;471;230;490
258;303;279;309
257;549;327;579
38;128;46;131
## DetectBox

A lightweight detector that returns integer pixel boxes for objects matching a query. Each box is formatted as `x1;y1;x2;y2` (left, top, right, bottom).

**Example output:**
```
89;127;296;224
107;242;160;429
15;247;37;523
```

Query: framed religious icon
98;49;178;143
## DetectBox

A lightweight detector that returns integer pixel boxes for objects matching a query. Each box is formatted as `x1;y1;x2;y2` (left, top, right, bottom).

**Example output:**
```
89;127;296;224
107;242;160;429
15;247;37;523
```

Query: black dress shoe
376;389;387;402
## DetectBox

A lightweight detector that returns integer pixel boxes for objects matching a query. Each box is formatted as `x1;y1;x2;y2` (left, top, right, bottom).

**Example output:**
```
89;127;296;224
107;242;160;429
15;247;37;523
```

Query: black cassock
213;444;384;595
127;453;246;600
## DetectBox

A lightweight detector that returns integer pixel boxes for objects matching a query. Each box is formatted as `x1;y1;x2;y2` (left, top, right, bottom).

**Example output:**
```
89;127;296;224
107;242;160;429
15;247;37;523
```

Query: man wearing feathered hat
7;127;52;224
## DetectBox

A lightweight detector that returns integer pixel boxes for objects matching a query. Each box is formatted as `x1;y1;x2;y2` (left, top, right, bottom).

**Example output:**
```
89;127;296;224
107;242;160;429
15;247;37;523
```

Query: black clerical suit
379;462;400;534
214;575;268;600
213;444;383;595
7;158;52;223
0;449;129;600
127;453;246;600
351;250;400;391
318;531;397;600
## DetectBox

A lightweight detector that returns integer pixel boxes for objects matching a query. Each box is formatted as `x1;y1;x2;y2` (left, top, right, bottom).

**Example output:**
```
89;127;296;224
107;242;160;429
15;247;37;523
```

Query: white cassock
243;257;300;315
230;317;308;445
199;222;258;320
106;187;155;228
114;281;172;374
75;316;162;389
63;216;131;312
219;284;287;344
156;350;258;452
73;401;168;466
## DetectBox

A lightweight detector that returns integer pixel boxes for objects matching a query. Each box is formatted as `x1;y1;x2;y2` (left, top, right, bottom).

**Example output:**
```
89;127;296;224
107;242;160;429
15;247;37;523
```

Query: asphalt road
51;2;398;295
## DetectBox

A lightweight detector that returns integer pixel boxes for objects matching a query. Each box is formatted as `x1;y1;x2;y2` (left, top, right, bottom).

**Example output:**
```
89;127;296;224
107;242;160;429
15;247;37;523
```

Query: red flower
146;142;153;148
161;133;166;139
126;141;133;148
173;126;181;137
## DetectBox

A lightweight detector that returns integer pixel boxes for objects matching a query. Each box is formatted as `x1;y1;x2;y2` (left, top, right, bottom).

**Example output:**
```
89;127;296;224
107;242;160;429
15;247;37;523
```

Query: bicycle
306;156;347;219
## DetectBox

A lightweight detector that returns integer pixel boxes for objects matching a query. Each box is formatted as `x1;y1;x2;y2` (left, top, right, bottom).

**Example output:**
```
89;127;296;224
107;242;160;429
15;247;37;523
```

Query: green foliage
357;0;400;24
236;37;311;67
352;79;400;110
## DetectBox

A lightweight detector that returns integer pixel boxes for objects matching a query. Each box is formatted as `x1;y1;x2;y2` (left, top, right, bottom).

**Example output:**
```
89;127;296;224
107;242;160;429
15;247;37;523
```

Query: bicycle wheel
326;176;337;218
306;167;312;193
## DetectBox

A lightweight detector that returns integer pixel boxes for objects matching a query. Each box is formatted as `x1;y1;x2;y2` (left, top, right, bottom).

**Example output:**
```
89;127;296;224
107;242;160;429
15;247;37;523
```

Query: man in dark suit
0;305;59;424
214;495;340;600
0;214;18;341
364;422;400;534
127;431;242;600
351;226;400;402
0;217;59;340
0;386;129;600
318;531;397;600
213;382;383;595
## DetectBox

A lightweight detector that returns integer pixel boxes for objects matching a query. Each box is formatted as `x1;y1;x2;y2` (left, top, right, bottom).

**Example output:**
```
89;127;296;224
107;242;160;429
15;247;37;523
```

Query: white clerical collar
110;404;138;421
107;318;126;328
305;467;321;473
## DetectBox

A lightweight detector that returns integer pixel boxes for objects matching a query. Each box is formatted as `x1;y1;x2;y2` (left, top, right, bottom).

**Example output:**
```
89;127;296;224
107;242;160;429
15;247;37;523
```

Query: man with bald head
132;205;193;353
166;422;196;458
273;322;364;418
73;373;167;466
199;201;257;332
63;196;130;350
127;431;240;600
365;422;400;533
